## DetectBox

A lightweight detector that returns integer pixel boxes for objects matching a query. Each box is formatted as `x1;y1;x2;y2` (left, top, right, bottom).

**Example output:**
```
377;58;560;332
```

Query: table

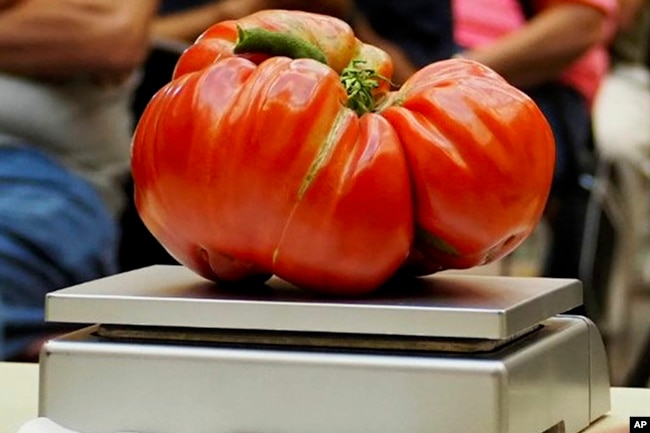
2;363;39;433
1;362;648;433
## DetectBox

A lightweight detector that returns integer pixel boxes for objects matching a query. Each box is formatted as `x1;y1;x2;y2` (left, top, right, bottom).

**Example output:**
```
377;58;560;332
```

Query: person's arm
0;0;18;10
616;0;645;28
152;0;352;44
0;0;159;81
152;2;227;43
461;2;613;88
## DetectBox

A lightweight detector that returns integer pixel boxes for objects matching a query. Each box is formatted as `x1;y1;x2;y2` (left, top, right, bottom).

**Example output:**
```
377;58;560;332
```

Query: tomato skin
382;59;555;274
133;55;413;295
132;10;555;295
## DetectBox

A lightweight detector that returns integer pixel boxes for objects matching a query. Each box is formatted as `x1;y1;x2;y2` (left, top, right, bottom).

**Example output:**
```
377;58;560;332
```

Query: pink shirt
453;0;618;105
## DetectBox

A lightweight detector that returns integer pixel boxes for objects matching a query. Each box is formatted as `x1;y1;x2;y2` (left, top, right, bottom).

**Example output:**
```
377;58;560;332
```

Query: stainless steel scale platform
38;265;611;433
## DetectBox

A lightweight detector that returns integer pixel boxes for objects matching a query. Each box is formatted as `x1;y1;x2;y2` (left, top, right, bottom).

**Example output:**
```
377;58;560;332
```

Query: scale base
39;315;610;433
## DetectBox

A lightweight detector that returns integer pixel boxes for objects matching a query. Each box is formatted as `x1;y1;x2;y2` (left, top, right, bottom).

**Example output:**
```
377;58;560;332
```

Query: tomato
131;10;555;295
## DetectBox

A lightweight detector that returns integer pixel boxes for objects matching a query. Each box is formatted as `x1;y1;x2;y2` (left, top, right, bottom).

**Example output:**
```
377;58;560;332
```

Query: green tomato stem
234;26;328;65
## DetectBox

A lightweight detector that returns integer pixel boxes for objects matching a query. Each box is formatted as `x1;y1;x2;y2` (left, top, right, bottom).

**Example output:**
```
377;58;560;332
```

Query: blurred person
452;0;618;286
351;0;456;84
0;0;159;360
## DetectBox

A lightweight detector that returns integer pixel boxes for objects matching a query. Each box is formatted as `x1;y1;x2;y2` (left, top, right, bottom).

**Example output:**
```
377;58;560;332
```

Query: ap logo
632;417;650;430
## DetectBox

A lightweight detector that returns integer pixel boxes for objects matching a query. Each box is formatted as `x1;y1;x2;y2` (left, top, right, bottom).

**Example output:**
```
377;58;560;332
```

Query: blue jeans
0;144;119;358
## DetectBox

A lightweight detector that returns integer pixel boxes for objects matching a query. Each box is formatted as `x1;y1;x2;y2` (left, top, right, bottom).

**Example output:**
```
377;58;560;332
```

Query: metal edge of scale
44;265;583;342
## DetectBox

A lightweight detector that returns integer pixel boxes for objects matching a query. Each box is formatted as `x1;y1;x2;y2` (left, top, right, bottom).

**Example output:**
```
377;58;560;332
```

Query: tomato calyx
340;60;388;115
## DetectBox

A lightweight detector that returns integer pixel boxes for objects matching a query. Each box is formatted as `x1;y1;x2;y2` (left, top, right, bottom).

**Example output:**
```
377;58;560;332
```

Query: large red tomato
131;10;555;295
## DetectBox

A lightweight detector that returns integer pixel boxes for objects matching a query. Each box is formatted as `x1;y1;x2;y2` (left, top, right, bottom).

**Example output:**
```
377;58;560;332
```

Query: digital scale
38;265;611;433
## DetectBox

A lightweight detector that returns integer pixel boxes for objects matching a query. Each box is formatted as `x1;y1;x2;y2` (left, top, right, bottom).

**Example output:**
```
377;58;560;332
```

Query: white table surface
1;361;648;433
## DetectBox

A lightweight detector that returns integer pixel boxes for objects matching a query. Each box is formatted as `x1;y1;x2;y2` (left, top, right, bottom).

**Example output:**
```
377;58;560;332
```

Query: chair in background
579;156;650;387
580;158;649;336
